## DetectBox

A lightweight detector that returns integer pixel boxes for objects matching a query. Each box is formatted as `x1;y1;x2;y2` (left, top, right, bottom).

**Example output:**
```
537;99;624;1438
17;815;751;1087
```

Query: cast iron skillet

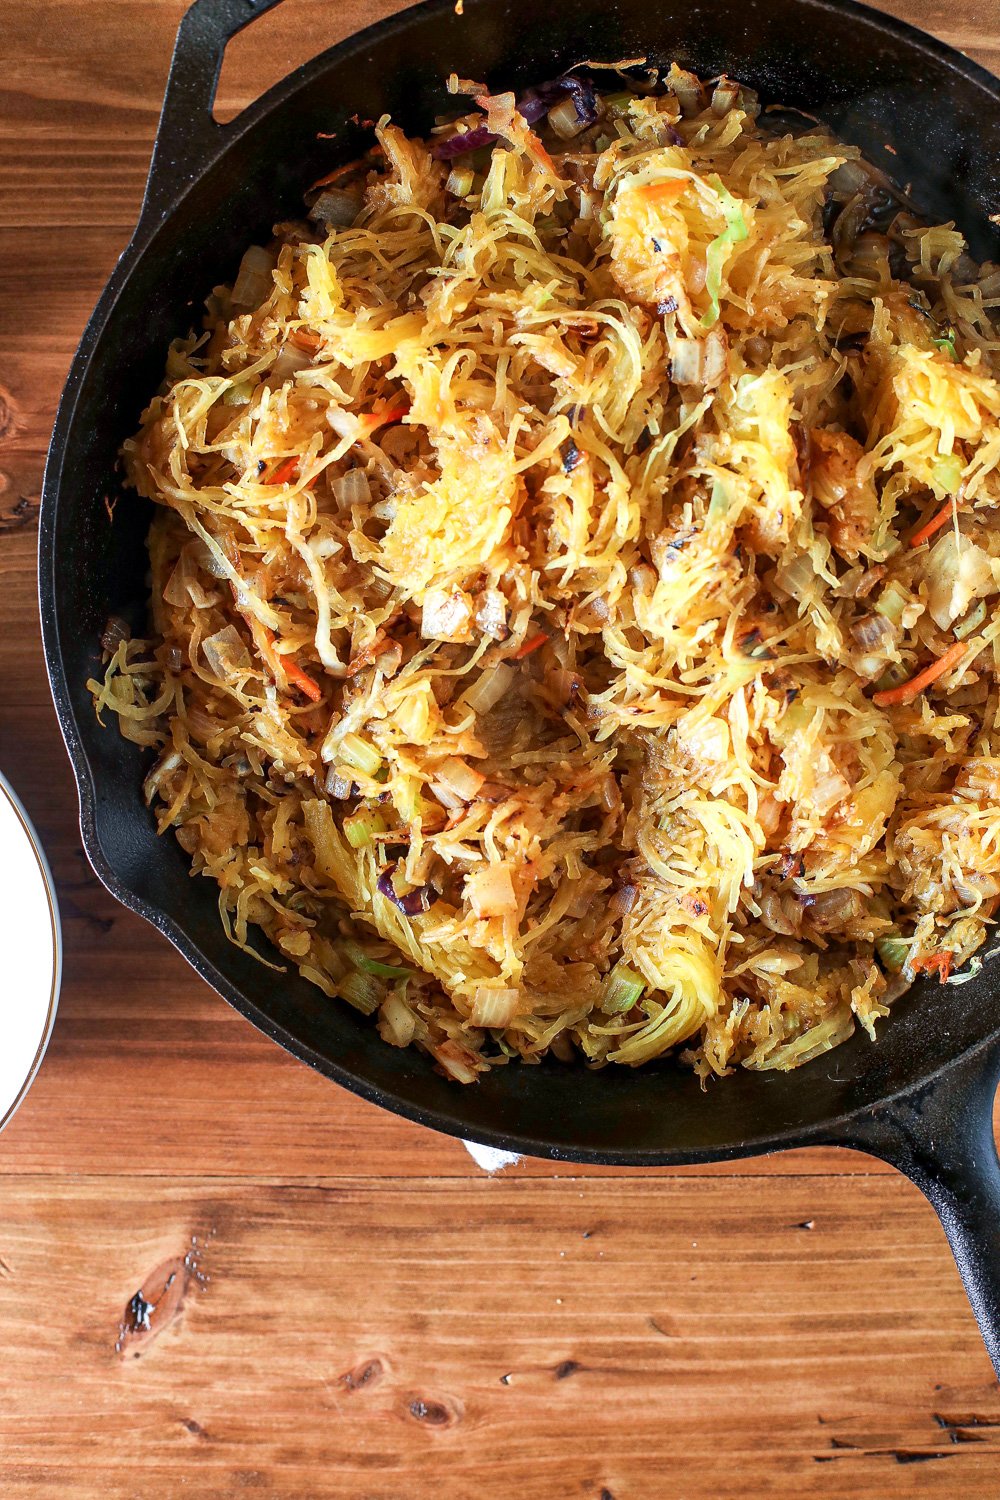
40;0;1000;1371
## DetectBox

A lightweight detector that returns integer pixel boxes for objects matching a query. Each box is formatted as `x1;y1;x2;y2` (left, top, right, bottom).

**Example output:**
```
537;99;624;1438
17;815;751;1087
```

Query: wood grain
1;0;1000;1493
2;1175;1000;1498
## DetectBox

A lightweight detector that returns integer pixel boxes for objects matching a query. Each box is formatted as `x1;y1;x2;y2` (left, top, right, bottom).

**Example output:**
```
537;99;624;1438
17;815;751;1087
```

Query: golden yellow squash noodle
91;66;1000;1083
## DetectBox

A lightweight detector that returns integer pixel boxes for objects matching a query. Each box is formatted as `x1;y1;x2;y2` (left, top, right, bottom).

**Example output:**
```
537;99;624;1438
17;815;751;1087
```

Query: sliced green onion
932;334;958;361
708;477;731;522
340;969;384;1015
392;774;422;823
955;600;987;640
602;91;633;118
392;774;425;824
601;961;645;1014
343;808;387;849
446;166;475;197
931;454;964;496
874;580;910;625
339;732;382;777
873;660;911;693
701;177;749;330
876;936;911;973
222;380;253;407
343;940;411;979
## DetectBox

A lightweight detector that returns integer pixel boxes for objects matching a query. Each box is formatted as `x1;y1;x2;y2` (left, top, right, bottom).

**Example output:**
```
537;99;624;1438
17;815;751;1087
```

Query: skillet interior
41;0;1000;1161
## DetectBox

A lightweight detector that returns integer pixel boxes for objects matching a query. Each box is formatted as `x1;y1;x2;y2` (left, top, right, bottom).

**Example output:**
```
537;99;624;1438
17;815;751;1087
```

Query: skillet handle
140;0;286;228
833;1041;1000;1378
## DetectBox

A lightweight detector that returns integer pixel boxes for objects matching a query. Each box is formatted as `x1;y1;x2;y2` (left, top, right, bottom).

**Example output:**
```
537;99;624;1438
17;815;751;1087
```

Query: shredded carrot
289;329;321;353
872;640;967;707
268;457;300;486
360;401;410;435
514;631;548;659
909;499;957;548
282;655;324;702
260;626;323;701
639;179;688;205
527;135;556;174
309;159;365;190
912;951;953;982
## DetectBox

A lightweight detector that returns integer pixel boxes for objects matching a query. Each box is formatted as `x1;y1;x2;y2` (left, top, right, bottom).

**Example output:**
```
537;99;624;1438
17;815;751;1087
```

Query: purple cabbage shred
431;74;599;160
377;864;431;916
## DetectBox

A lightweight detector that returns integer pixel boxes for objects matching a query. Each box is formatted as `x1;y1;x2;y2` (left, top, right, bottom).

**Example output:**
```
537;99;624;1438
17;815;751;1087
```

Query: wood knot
0;388;20;445
115;1234;211;1359
339;1356;386;1392
116;1256;188;1358
406;1393;462;1429
0;492;38;534
554;1358;581;1380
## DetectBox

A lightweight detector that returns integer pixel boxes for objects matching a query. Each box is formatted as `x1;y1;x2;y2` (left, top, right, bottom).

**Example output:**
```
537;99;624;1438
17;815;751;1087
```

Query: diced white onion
436;756;486;802
808;887;863;931
811;765;851;816
774;552;817;603
462;662;515;715
380;991;416;1047
231;245;276;310
703;328;729;388
671;338;705;386
186;577;219;610
850;613;896;652
421;587;473;642
432;1039;481;1083
430;781;466;811
333;467;372;510
202;625;252;682
163;551;193;607
474;587;508;640
548;98;586;140
926;533;998;629
270;343;313;383
309;189;360;228
192;539;227;578
711;77;741;116
669;65;704;116
324;766;353;798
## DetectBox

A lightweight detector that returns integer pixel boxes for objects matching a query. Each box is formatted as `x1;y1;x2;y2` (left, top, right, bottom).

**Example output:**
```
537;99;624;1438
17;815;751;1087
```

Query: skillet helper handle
839;1042;1000;1378
140;0;286;228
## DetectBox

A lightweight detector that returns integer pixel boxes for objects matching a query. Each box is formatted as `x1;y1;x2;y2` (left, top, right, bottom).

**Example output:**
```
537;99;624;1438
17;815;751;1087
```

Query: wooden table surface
3;0;1000;1493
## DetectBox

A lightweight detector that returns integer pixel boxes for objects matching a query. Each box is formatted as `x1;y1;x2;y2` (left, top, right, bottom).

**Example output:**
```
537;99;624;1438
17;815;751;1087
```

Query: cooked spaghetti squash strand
95;65;1000;1084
